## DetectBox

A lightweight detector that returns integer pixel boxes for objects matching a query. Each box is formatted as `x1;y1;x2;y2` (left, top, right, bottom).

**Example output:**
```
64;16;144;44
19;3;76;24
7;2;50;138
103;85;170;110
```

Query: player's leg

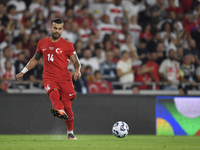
59;80;77;139
63;100;77;140
49;89;68;121
43;80;68;121
49;89;63;110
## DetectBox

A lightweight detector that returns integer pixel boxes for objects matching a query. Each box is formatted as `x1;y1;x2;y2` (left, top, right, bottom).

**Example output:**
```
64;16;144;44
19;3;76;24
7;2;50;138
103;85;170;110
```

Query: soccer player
16;18;81;140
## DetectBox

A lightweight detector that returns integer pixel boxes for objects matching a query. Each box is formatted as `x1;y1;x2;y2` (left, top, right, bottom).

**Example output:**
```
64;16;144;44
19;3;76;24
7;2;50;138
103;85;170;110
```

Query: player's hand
72;70;81;81
16;72;24;82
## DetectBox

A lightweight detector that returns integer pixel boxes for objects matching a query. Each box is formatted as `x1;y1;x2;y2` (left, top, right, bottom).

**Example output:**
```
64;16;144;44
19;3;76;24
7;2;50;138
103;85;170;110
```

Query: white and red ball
112;121;129;138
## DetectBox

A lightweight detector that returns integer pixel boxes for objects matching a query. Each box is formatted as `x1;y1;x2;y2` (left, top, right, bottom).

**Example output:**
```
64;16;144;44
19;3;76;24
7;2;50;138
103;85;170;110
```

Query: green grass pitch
0;135;200;150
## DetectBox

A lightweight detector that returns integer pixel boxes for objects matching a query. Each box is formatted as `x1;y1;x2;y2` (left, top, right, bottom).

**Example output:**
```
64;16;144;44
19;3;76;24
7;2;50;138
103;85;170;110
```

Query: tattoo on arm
74;61;81;70
70;54;81;70
34;52;43;61
71;54;78;61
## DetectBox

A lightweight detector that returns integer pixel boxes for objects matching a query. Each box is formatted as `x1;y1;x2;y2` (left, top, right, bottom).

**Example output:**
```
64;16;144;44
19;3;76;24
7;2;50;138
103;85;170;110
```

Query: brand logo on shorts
56;48;62;54
69;93;74;96
43;48;47;51
45;84;50;92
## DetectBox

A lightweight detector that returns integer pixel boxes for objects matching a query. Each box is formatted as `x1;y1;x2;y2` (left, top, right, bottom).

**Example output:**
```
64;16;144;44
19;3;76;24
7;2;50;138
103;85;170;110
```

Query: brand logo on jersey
49;47;54;50
43;48;47;51
69;93;74;96
56;48;62;54
45;84;50;92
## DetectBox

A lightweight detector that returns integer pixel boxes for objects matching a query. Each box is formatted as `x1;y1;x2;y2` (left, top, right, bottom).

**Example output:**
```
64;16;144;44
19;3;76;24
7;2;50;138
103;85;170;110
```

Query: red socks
63;100;74;131
49;90;64;111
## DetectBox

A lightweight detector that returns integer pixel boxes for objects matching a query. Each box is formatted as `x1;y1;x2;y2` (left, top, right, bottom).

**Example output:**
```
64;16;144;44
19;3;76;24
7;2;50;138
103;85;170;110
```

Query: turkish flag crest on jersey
55;48;62;54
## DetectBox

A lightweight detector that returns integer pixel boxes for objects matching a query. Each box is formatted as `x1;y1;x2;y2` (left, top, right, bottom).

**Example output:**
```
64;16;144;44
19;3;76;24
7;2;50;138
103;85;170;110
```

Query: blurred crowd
1;0;200;94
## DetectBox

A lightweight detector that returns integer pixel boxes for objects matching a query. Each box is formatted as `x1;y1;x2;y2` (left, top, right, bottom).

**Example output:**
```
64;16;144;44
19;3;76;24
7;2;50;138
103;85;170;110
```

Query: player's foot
68;133;77;140
50;109;68;121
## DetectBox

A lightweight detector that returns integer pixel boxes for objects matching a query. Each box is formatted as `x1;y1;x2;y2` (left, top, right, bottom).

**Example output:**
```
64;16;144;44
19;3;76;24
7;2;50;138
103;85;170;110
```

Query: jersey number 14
47;54;54;62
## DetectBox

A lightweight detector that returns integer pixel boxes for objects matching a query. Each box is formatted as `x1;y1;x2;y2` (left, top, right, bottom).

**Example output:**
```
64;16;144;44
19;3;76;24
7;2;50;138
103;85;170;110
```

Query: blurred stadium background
0;0;200;138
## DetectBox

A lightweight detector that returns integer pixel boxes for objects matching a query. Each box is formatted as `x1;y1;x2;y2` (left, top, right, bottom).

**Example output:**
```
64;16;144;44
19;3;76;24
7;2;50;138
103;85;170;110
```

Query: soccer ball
112;121;129;138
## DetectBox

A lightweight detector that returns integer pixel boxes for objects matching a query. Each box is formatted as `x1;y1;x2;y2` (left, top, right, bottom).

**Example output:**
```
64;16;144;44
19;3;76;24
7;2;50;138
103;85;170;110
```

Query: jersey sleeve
36;40;42;54
116;61;122;69
65;42;76;57
159;60;166;74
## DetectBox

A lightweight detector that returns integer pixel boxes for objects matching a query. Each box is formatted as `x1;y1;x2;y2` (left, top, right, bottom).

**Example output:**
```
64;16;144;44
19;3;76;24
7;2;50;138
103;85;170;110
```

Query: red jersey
146;60;160;89
36;37;75;81
139;32;152;41
146;60;160;82
180;0;192;11
134;60;160;89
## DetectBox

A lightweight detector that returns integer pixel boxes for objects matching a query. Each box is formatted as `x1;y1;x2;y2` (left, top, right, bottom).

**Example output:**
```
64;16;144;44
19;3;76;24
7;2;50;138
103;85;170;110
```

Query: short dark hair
7;5;16;13
85;65;92;70
18;52;25;56
121;50;128;56
81;5;88;10
132;85;140;90
178;85;188;95
3;46;10;52
183;53;192;59
51;18;64;25
94;70;101;76
13;37;23;44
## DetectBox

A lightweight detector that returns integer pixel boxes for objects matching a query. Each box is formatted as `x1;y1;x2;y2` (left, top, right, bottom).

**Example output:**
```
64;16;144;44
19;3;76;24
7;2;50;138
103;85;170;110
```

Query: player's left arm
70;53;81;81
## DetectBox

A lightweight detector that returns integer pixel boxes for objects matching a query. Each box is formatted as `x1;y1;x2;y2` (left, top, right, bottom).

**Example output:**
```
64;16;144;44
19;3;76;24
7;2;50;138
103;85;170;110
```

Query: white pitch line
1;145;200;149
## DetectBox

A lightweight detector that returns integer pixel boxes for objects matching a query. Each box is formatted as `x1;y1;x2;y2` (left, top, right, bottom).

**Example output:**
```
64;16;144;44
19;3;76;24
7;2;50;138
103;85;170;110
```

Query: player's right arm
16;52;43;81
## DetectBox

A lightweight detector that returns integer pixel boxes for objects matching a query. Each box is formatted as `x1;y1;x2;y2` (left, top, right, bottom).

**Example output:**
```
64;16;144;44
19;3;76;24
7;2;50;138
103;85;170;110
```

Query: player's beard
52;32;61;39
